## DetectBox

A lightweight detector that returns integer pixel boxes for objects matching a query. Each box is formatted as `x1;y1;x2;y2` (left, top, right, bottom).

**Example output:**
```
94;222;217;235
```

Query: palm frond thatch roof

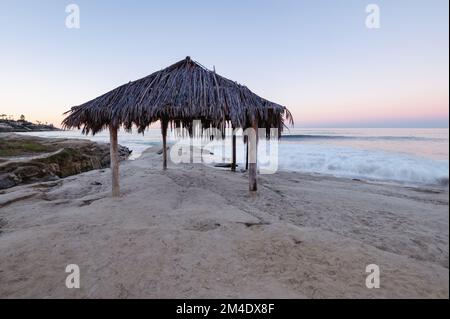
62;56;293;136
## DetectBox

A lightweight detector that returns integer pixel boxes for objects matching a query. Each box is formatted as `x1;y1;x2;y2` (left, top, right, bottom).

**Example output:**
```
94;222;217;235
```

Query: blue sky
0;0;448;127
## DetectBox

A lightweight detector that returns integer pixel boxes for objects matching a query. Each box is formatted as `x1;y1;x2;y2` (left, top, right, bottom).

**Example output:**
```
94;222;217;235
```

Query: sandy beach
0;146;448;298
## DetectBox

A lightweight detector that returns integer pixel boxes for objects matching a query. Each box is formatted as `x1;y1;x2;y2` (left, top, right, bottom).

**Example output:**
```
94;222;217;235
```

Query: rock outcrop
0;120;60;132
0;134;131;189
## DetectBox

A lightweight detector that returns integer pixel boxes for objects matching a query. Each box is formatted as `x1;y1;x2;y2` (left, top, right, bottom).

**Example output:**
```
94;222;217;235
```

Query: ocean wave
281;134;446;142
277;144;449;187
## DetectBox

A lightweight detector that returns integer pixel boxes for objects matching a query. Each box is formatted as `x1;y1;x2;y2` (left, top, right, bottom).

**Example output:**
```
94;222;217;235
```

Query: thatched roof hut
62;56;293;196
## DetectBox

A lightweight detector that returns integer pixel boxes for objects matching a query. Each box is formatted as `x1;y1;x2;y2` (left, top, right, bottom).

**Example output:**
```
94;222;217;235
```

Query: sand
0;147;448;298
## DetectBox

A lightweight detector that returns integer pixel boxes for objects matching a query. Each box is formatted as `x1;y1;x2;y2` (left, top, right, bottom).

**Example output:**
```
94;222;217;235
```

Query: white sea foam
277;143;449;187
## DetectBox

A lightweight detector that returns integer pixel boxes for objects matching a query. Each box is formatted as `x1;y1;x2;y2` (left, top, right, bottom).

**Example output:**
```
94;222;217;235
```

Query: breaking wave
277;144;449;187
282;134;444;142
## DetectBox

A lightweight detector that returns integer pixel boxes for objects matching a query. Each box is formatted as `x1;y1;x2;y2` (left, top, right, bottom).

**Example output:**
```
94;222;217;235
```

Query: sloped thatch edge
62;57;293;137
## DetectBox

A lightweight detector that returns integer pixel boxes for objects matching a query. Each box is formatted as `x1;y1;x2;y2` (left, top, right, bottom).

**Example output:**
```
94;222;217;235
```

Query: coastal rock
0;133;131;189
0;119;60;132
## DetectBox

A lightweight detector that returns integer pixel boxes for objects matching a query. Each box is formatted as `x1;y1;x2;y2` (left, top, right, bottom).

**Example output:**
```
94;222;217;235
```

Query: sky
0;0;448;128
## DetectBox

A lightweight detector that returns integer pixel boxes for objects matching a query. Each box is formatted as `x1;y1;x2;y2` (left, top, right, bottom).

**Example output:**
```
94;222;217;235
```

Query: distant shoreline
0;119;60;133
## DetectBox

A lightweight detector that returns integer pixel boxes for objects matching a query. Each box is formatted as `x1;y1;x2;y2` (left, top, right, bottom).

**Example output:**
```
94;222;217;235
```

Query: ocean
18;128;449;188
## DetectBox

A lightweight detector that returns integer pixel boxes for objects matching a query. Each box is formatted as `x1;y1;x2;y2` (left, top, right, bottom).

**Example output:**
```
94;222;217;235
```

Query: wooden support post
109;125;120;197
231;128;236;172
161;119;168;170
245;136;249;171
248;121;258;191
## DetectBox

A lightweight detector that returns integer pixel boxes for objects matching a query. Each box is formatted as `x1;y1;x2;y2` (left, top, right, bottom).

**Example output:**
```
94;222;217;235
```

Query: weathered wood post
248;120;258;191
231;127;237;172
245;135;249;171
161;119;168;170
109;125;120;197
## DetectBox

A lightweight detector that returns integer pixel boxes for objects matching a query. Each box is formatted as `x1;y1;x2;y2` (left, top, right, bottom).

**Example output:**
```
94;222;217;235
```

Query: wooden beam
161;119;168;170
109;125;120;197
248;121;258;191
231;128;236;172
